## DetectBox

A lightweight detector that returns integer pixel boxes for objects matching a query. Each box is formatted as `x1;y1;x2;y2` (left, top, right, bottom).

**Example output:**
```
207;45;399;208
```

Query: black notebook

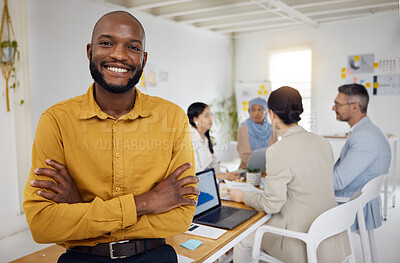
193;169;258;230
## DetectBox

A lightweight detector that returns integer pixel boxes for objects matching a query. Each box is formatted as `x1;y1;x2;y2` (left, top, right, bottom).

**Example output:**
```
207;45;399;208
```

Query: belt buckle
109;240;130;259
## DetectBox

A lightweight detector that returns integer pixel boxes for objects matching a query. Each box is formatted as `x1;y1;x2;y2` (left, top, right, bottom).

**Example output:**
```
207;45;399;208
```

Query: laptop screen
194;169;220;216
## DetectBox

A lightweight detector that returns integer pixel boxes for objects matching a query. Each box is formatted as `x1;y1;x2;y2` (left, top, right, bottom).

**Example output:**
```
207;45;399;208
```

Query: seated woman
229;87;349;263
188;102;240;181
237;97;278;169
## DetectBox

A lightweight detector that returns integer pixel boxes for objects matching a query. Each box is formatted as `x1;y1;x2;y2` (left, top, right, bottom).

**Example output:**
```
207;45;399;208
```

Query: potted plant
1;40;17;63
246;166;261;186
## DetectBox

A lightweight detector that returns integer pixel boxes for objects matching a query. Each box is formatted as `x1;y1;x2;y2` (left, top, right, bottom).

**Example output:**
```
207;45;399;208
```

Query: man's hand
228;189;244;203
31;159;83;204
135;163;200;216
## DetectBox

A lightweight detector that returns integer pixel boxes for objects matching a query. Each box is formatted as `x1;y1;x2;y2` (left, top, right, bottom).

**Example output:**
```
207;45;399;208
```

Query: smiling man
332;83;391;231
23;11;199;263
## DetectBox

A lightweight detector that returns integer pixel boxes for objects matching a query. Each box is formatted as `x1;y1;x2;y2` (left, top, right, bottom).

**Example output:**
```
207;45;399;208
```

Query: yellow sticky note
243;107;248;111
373;82;379;88
263;90;268;95
258;91;262;95
373;62;379;68
354;56;360;61
260;85;265;90
341;68;346;72
341;74;346;79
243;101;249;106
366;83;371;88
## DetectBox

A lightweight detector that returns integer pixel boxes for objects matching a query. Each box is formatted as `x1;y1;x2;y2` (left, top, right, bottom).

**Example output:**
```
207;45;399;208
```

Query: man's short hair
338;83;369;113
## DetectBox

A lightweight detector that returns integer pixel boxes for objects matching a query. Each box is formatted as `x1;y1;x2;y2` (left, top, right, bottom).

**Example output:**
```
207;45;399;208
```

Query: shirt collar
350;116;369;133
79;83;152;120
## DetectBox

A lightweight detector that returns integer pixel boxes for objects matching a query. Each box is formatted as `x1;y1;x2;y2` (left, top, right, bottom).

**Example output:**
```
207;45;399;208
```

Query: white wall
0;0;34;239
27;0;233;128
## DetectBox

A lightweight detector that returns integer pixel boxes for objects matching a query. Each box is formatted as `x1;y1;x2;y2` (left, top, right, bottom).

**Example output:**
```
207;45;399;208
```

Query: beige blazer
244;125;349;263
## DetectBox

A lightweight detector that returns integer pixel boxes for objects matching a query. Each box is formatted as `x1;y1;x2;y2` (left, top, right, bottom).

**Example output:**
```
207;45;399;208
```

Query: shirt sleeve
333;133;380;191
23;113;138;243
244;147;291;214
132;115;197;238
237;125;251;168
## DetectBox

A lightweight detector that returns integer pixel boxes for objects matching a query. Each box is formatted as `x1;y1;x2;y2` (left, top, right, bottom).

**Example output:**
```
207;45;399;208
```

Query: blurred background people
230;86;349;263
188;102;240;181
237;98;277;169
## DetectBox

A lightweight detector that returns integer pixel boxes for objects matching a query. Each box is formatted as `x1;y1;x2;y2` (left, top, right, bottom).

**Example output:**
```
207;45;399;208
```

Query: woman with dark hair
237;98;278;169
188;102;240;181
229;87;349;263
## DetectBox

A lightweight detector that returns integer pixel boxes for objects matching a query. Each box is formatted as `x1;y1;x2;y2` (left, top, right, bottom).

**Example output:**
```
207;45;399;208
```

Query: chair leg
368;230;378;263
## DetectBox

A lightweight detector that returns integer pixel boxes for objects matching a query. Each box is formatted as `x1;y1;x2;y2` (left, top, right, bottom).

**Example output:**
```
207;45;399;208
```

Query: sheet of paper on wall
184;223;227;239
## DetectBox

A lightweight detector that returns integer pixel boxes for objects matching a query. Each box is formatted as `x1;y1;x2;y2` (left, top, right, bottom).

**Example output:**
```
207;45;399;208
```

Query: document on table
220;181;263;201
184;223;227;239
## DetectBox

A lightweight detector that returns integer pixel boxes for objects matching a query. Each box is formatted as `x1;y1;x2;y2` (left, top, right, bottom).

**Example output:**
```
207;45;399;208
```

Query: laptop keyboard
199;206;240;224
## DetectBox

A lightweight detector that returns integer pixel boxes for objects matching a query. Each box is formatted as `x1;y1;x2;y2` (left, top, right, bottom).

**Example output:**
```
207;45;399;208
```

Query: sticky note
260;85;265;90
373;62;379;68
354;55;360;61
341;74;346;79
341;68;346;72
180;239;203;250
366;83;371;88
263;90;268;94
373;82;379;88
258;90;262;95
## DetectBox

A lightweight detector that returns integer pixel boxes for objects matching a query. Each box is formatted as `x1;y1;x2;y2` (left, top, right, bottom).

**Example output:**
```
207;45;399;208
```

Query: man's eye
99;42;112;46
129;46;141;51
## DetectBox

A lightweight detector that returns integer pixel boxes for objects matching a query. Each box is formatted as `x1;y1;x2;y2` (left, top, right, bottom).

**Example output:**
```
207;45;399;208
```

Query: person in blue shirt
332;83;391;230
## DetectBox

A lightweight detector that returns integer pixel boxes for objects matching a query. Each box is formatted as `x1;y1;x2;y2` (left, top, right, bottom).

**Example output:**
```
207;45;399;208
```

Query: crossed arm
31;159;199;215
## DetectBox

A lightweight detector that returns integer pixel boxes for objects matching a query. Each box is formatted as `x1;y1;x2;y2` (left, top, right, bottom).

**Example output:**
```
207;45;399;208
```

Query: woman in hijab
237;98;278;169
188;102;240;181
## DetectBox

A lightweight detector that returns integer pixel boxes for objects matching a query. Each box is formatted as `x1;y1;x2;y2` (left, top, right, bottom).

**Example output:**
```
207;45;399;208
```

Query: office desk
12;201;269;263
167;201;270;263
325;134;398;220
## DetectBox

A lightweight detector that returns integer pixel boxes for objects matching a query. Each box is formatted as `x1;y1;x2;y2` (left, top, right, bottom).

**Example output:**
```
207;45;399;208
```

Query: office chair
336;173;387;263
251;192;363;263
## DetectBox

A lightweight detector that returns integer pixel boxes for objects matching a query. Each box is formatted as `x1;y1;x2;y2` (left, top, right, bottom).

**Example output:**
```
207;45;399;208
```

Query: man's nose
110;45;128;61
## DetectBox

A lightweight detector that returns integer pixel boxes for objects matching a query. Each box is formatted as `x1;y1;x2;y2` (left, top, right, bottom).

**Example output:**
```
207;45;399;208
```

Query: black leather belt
69;238;165;259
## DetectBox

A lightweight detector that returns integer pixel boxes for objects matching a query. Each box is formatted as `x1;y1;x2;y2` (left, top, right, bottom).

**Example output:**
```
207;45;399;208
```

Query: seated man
332;83;391;230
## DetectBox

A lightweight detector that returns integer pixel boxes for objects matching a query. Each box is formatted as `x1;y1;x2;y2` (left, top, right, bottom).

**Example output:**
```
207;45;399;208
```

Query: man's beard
89;56;143;94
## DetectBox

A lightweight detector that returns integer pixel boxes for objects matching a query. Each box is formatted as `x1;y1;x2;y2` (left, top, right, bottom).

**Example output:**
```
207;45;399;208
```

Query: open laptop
247;147;267;174
193;168;258;230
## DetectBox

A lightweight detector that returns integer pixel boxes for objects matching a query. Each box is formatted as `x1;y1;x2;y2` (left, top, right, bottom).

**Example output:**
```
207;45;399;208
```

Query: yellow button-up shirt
23;84;196;248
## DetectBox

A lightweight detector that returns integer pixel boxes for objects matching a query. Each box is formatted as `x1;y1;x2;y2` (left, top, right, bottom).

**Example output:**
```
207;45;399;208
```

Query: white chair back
361;174;387;207
308;192;363;249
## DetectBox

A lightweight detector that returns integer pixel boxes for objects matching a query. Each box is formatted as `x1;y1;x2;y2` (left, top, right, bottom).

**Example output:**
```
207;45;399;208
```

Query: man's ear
142;52;148;68
352;102;360;112
86;44;92;60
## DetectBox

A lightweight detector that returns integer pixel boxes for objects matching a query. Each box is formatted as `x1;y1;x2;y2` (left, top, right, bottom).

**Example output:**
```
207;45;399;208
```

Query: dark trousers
58;244;178;263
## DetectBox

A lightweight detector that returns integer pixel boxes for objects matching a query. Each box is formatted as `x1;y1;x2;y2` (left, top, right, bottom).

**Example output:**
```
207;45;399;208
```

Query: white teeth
107;67;128;73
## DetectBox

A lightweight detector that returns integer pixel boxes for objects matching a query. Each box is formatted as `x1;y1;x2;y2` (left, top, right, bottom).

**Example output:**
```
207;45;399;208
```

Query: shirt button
115;187;121;192
116;153;120;158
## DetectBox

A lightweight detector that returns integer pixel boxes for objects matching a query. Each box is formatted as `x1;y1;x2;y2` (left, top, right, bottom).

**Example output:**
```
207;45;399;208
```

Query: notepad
180;239;203;250
184;223;227;239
